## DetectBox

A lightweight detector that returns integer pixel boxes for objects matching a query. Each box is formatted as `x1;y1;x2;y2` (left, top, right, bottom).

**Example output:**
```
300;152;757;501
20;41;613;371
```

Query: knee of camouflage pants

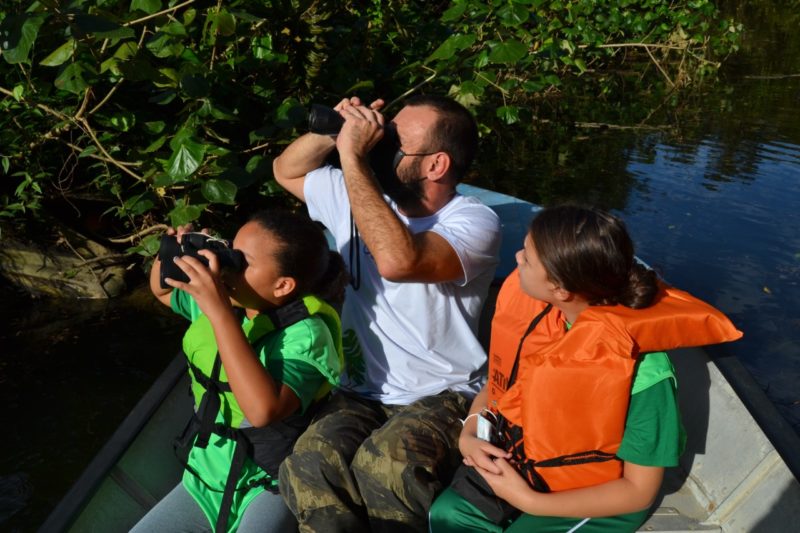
351;391;468;533
279;394;380;533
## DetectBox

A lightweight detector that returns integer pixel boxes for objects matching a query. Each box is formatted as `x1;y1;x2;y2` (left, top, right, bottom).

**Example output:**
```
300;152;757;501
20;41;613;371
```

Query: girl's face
516;232;560;302
225;221;289;310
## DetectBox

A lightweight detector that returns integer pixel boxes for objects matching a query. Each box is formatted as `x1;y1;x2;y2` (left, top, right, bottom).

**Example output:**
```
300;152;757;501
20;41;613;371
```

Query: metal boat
40;185;800;532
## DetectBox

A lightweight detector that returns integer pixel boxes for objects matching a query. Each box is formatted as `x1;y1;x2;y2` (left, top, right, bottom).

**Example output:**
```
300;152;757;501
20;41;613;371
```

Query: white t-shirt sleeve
303;165;350;232
428;200;501;286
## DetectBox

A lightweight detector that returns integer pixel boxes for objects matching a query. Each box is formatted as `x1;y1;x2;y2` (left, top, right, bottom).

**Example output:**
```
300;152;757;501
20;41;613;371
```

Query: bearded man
273;94;501;533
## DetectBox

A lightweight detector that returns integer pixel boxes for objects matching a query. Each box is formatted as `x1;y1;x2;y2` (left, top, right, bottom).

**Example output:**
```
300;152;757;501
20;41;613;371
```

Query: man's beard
377;160;425;212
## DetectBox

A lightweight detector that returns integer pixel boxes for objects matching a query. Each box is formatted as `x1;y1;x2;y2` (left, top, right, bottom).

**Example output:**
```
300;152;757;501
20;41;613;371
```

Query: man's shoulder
439;193;500;224
306;164;344;186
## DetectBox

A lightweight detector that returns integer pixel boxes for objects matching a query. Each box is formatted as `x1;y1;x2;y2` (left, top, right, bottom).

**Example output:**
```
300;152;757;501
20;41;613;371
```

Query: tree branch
124;0;196;27
77;117;148;183
644;45;675;88
384;66;438;112
62;140;141;167
107;224;169;243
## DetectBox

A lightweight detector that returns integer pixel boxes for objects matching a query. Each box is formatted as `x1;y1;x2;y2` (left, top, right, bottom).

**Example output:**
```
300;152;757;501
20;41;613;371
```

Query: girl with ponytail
431;205;741;532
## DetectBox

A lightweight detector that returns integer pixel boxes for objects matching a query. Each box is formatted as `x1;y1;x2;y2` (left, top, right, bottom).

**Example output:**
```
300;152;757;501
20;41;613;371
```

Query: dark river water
2;2;799;531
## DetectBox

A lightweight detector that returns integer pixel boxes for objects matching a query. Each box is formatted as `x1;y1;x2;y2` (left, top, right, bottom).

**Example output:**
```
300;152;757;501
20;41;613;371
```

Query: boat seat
639;506;721;532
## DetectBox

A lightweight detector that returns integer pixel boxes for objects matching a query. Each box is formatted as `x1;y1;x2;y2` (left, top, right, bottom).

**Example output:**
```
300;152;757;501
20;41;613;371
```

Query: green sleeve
170;289;201;321
265;358;327;414
616;358;687;467
256;316;337;414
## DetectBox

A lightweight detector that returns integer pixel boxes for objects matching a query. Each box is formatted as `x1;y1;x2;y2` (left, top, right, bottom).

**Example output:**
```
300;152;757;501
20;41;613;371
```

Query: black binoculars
158;232;244;289
308;104;400;180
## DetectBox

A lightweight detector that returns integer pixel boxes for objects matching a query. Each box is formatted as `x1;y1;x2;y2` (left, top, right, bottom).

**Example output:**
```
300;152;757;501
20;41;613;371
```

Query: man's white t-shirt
304;165;501;405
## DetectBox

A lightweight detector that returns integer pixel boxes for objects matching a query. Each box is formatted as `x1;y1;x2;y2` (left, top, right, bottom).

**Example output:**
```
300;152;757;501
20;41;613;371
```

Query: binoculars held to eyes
158;232;244;289
308;104;400;180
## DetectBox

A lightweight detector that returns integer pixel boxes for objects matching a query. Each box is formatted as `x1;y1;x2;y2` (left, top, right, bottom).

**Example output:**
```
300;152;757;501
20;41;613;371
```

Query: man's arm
337;104;465;283
339;150;464;283
273;97;384;201
272;133;337;202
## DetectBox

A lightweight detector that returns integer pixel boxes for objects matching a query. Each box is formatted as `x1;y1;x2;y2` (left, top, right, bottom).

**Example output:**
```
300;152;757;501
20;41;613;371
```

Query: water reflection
625;133;800;433
473;72;800;438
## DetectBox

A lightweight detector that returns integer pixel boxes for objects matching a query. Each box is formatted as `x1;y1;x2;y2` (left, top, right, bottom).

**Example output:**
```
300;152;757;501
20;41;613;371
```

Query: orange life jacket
488;269;742;493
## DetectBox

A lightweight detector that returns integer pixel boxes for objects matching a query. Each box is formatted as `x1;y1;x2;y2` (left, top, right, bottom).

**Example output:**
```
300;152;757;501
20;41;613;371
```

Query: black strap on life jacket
502;419;618;492
174;300;314;532
495;304;552;439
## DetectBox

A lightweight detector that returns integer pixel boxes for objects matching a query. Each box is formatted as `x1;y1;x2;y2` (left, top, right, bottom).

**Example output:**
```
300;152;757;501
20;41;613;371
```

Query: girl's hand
165;249;231;320
459;432;511;475
172;223;212;243
475;457;533;509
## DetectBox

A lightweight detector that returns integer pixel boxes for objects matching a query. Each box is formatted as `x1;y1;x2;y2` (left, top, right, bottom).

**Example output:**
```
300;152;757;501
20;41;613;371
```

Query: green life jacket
176;296;343;533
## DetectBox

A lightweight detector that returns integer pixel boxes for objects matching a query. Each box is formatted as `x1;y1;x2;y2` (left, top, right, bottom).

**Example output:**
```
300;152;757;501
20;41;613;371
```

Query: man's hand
273;95;385;201
336;103;386;160
333;96;385;114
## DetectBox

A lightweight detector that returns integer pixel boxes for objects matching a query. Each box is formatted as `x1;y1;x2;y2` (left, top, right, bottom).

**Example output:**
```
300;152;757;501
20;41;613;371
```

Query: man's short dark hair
403;95;478;182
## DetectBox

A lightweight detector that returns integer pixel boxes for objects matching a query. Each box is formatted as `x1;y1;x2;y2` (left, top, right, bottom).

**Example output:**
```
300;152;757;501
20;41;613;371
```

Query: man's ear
274;276;296;298
426;152;451;182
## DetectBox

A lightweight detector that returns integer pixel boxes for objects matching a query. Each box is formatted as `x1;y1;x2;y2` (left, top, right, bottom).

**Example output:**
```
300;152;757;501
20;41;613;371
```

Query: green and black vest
175;296;343;532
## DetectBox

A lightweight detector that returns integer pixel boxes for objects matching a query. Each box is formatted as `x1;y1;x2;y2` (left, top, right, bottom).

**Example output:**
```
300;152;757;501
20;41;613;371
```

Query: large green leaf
0;14;46;65
146;32;185;58
488;40;528;64
169;203;205;227
54;62;90;94
441;3;467;22
143;121;166;134
123;191;157;216
165;138;206;181
201;179;237;205
427;33;476;62
72;13;135;40
273;98;305;129
40;39;77;67
496;105;520;124
497;4;530;27
130;0;162;15
117;57;170;83
142;135;167;153
212;11;236;37
100;41;138;74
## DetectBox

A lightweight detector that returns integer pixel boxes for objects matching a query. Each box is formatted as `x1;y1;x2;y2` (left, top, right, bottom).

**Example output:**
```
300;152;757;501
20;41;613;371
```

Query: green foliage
426;0;742;124
0;0;740;254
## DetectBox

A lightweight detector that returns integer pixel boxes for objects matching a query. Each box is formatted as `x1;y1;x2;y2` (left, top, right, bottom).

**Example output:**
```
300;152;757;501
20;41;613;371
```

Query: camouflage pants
278;390;469;533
